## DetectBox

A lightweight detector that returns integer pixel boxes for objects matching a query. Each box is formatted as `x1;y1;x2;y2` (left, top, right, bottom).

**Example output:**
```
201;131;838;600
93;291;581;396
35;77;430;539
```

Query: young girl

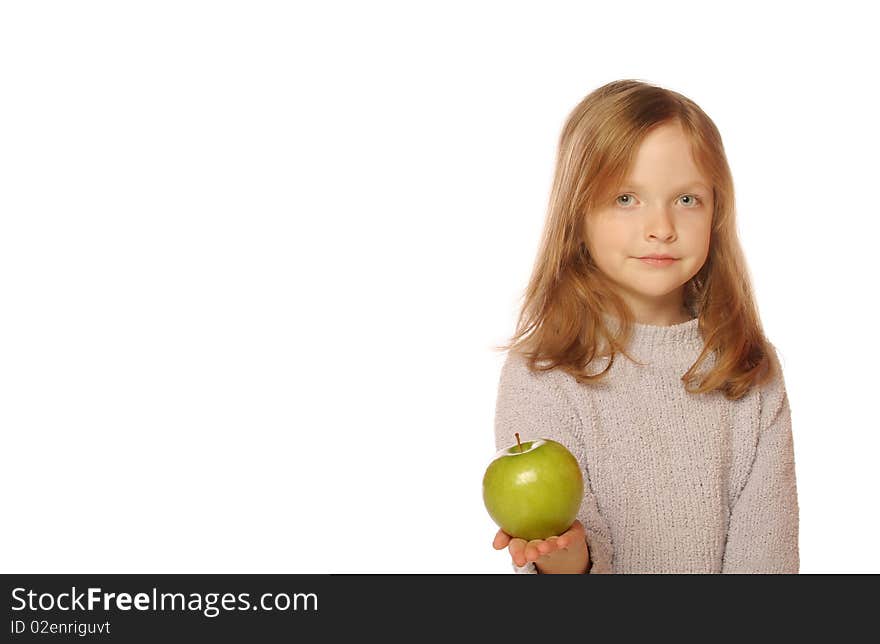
490;79;799;574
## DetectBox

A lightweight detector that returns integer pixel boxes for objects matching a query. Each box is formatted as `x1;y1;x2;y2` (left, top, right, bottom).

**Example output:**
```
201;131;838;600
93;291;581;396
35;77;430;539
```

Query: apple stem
515;432;523;453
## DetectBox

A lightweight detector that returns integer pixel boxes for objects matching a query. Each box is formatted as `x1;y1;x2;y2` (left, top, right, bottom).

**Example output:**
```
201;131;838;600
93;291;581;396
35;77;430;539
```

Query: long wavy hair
494;79;779;401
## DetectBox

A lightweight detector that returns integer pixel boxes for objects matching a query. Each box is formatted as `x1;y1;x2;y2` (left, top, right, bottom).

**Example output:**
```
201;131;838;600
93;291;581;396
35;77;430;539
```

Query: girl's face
584;121;713;326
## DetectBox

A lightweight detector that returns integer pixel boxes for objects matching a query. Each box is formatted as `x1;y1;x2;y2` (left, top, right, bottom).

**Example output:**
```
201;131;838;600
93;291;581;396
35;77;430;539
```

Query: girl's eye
614;193;702;208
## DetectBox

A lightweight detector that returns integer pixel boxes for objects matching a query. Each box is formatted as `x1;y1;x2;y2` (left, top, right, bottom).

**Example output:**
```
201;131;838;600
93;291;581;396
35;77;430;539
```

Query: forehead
618;179;711;193
622;122;709;188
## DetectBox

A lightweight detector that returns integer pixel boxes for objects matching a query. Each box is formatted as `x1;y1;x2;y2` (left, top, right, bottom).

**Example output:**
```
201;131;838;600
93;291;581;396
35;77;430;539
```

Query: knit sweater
493;315;799;574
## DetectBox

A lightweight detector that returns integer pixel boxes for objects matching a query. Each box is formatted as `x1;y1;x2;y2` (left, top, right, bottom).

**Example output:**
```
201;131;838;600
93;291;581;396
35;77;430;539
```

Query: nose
645;205;676;242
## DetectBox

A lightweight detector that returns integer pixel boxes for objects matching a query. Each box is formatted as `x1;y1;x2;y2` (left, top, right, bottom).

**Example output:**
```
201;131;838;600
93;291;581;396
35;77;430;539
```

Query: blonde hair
494;79;779;401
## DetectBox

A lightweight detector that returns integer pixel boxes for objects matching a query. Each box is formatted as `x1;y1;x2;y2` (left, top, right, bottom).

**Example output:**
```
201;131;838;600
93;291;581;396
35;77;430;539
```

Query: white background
1;1;877;574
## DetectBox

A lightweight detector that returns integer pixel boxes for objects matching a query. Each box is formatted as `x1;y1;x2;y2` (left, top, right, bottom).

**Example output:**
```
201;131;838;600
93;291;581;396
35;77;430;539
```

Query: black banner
2;573;871;640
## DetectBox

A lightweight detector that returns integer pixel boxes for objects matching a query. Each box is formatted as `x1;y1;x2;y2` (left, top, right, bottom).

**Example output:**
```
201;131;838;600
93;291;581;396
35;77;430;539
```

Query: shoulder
499;351;568;392
497;351;574;410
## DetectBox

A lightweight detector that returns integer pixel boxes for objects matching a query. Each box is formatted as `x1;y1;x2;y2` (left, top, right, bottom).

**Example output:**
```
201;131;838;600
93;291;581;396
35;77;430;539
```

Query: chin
623;278;687;297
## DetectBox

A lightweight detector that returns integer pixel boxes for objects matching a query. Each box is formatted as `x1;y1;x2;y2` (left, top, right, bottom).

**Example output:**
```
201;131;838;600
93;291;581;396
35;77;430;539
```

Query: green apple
482;433;584;541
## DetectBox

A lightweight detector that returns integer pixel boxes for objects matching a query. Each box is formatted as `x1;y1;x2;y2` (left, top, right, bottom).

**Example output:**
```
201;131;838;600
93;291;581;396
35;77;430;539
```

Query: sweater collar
600;313;703;365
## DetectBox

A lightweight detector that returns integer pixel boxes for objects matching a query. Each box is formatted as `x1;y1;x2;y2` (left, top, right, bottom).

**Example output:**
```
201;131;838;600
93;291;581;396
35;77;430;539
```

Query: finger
548;536;565;553
508;538;528;567
493;529;511;550
539;536;560;554
525;540;544;562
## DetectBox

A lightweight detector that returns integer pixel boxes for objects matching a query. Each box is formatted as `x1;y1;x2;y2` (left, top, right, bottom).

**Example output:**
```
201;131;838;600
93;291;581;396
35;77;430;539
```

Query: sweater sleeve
721;348;799;573
493;352;614;574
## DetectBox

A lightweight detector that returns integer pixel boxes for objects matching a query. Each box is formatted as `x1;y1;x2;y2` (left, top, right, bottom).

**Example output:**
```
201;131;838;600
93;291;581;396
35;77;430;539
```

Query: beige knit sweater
493;316;799;574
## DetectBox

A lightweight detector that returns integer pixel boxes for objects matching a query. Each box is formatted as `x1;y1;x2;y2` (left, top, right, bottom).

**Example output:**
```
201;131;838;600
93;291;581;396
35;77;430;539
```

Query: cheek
694;223;713;253
584;216;637;263
589;222;627;249
681;217;711;244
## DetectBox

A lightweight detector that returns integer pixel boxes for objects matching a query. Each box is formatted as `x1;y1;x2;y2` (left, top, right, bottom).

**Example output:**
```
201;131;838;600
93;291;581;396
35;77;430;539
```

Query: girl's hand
492;520;590;574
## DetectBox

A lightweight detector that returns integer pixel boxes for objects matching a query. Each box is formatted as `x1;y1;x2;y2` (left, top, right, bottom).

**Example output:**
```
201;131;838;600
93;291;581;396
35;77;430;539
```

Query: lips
637;256;678;267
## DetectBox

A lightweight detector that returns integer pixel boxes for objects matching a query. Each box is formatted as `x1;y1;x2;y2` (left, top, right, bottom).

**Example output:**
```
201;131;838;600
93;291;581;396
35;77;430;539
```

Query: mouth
636;256;678;266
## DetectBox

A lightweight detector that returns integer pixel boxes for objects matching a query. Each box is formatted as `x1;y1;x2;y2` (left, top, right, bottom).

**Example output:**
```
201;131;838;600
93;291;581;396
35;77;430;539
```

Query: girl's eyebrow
620;181;711;193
